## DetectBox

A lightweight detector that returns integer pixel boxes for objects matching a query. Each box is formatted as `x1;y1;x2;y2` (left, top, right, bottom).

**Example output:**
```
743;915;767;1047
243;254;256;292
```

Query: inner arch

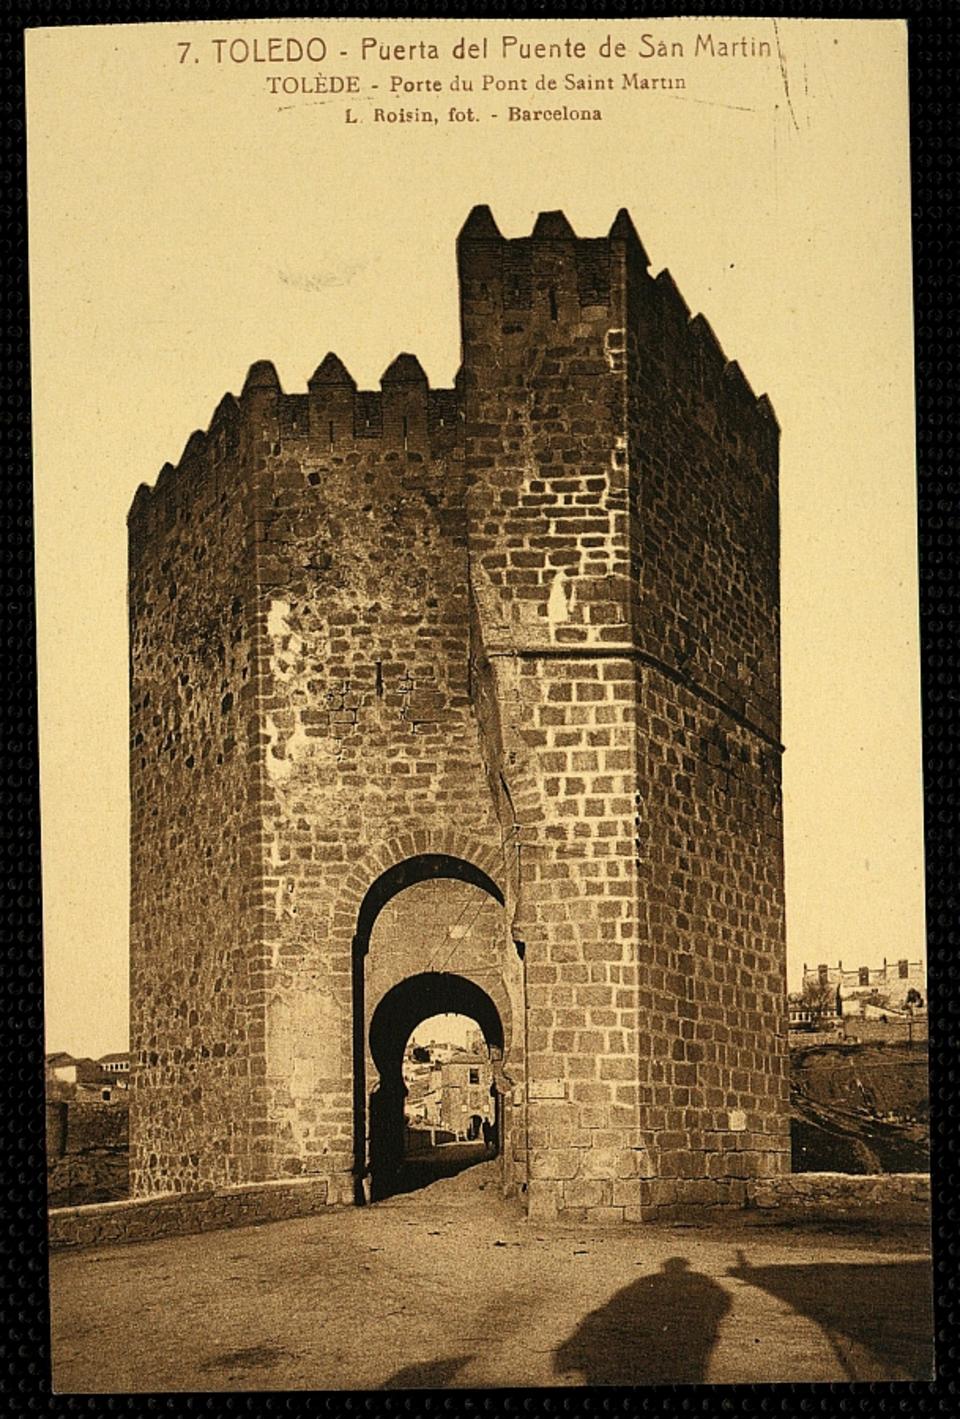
366;972;505;1201
370;971;504;1080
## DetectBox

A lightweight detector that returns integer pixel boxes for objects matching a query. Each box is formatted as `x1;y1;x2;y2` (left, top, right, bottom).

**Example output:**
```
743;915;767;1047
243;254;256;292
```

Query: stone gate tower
129;207;788;1222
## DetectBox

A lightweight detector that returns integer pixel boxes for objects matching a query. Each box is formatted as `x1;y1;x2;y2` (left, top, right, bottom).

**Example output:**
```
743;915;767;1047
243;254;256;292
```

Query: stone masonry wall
458;208;785;1220
46;1100;129;1208
459;211;649;1221
842;1016;928;1045
624;236;788;1212
48;1171;928;1253
49;1177;332;1251
129;387;269;1196
237;356;512;1198
631;677;788;1214
130;351;520;1206
746;1172;930;1225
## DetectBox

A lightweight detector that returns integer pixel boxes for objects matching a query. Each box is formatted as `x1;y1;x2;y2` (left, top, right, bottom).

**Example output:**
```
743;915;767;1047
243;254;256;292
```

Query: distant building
45;1054;102;1087
44;1051;130;1102
405;1037;461;1064
45;1052;80;1085
405;1071;442;1127
439;1049;495;1140
787;996;821;1031
402;1047;495;1140
802;958;926;1018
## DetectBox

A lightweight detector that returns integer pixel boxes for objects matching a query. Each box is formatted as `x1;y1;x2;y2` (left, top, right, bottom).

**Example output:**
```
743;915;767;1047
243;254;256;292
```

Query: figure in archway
484;1079;502;1157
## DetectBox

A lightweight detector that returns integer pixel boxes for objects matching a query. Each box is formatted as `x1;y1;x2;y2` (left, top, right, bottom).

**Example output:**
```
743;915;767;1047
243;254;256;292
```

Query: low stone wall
46;1098;129;1208
49;1169;932;1249
746;1172;930;1224
841;1017;928;1045
49;1176;332;1251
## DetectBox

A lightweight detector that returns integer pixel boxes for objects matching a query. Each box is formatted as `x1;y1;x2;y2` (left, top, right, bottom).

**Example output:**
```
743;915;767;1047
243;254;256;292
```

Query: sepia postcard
27;17;932;1392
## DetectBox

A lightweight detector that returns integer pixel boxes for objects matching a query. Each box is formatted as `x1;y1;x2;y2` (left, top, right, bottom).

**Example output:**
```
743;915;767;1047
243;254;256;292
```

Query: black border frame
4;5;956;1414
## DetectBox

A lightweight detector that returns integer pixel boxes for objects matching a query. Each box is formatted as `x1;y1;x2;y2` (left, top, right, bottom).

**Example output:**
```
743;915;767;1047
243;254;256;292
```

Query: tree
801;975;837;1022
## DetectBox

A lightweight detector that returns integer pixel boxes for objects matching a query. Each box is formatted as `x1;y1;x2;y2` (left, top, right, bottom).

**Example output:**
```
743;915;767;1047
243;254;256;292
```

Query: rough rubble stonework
128;207;788;1221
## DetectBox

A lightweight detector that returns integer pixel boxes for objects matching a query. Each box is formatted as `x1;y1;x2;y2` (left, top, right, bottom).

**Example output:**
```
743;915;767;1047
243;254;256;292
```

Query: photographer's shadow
554;1257;730;1386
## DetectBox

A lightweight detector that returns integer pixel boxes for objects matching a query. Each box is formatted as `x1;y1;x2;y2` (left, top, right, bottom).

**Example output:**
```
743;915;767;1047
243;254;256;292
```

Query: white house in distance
402;1039;495;1141
802;958;926;1019
44;1051;131;1097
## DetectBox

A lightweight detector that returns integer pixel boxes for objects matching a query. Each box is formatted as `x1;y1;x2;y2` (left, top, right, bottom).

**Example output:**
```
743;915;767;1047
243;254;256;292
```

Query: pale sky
28;19;923;1057
410;1016;479;1052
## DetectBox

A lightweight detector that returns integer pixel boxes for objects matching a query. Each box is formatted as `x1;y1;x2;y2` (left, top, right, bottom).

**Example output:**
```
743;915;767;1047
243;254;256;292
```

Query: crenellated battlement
457;204;776;437
457;203;650;314
130;208;777;553
128;351;461;548
458;204;632;320
643;266;778;443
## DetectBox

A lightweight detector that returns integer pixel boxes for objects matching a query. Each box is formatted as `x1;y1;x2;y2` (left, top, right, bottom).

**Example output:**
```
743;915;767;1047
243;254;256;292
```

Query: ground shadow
382;1353;474;1388
554;1257;730;1385
728;1250;934;1380
377;1142;491;1200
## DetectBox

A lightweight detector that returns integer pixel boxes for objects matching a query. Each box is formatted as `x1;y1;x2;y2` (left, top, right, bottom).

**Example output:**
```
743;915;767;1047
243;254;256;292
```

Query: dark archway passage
367;972;505;1200
351;853;512;1205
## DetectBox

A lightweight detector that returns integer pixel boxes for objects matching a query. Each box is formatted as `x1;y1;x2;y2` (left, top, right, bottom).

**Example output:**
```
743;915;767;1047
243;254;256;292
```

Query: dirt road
50;1162;934;1392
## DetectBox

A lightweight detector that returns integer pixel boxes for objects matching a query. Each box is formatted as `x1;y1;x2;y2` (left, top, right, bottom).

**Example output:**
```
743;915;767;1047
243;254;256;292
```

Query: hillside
790;1040;930;1174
